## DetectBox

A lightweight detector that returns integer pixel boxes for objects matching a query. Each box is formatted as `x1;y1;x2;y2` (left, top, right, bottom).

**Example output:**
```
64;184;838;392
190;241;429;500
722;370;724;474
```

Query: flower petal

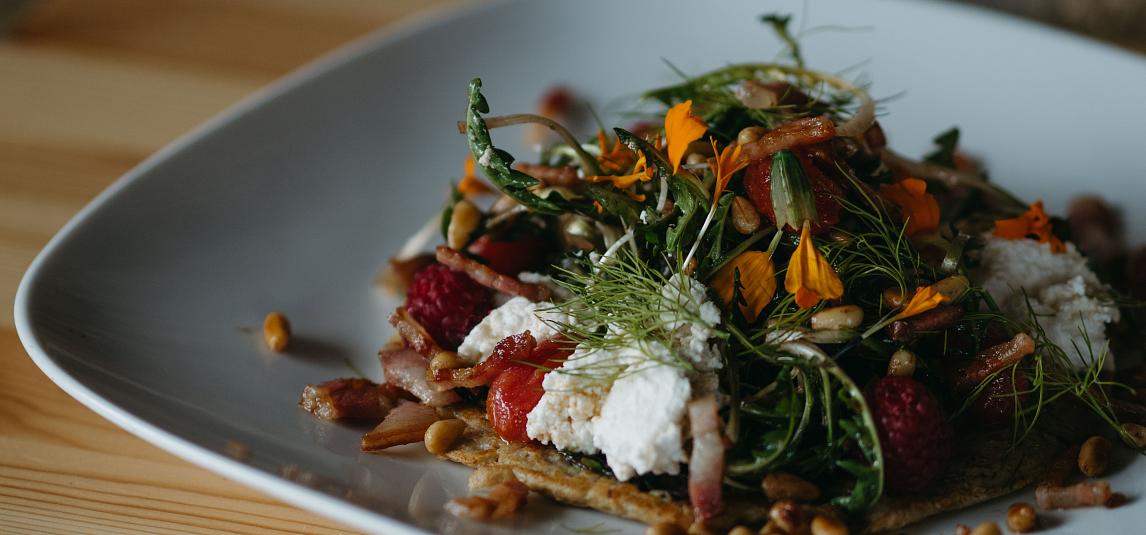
993;200;1065;253
895;285;943;320
711;251;776;322
784;223;844;309
665;100;708;175
880;178;939;236
458;155;495;197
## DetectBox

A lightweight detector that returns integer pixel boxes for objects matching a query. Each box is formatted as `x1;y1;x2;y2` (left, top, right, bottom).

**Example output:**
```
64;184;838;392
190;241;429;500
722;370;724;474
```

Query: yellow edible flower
879;178;939;236
711;251;776;322
588;152;654;190
784;222;844;309
710;137;747;202
665;100;708;175
993;200;1066;254
458;155;495;197
894;285;943;320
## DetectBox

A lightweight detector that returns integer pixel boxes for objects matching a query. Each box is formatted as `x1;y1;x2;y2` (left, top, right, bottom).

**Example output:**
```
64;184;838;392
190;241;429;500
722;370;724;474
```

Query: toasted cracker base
435;405;1063;533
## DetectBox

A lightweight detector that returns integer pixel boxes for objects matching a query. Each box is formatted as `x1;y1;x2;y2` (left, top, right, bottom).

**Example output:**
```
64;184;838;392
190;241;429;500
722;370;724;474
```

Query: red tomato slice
467;233;544;276
487;364;547;443
743;150;843;235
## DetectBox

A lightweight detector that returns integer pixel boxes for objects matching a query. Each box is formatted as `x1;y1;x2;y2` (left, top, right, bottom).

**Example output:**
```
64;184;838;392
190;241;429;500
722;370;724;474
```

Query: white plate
15;0;1146;533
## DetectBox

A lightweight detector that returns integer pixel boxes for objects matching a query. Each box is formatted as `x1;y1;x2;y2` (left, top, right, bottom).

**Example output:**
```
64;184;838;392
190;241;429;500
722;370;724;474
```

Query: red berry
488;363;547;443
969;372;1031;427
467;233;544;276
743;151;843;235
867;376;953;494
406;263;492;349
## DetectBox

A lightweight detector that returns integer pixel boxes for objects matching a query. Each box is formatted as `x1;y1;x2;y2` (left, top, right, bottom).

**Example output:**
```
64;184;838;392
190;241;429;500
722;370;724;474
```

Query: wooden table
2;2;1143;533
0;1;462;533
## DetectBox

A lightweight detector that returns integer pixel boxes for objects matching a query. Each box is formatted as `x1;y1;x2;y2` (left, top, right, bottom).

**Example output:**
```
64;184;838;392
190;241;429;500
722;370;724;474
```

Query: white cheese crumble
525;345;618;454
593;357;691;481
974;236;1119;370
526;275;724;480
478;147;495;167
456;296;567;363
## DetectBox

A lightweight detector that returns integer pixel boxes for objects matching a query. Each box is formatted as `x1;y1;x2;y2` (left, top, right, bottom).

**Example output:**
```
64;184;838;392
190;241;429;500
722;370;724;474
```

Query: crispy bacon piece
388;306;462;366
954;333;1036;391
435;245;551;302
299;378;401;420
514;162;581;187
739;116;837;162
887;305;964;343
1036;481;1112;510
379;346;461;406
687;395;725;521
432;332;573;390
361;400;440;451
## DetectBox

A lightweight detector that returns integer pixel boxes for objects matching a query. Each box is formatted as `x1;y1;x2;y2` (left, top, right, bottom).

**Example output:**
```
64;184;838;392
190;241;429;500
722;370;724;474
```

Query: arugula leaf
466;78;566;214
583;183;640;226
923;127;960;168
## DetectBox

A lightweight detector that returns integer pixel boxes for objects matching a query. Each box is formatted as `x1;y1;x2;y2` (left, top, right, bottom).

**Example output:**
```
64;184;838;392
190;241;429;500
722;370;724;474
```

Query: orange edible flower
894;285;943;320
593;200;604;214
664;100;708;175
784;222;844;308
597;129;635;173
710;137;747;204
880;178;940;236
711;251;776;322
458;155;495;197
993;200;1065;253
588;152;654;190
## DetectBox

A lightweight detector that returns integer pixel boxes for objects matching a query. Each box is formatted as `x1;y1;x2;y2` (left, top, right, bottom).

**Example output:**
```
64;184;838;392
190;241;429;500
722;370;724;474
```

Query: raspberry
406;263;492;349
969;372;1031;427
867;376;953;494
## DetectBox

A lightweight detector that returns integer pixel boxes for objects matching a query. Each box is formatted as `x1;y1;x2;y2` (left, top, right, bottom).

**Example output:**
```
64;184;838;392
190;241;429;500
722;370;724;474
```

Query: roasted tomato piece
467;233;545;276
743;151;844;235
488;364;548;443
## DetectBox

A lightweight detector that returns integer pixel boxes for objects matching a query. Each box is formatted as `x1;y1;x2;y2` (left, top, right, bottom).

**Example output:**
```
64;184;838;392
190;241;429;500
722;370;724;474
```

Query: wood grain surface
2;1;1142;534
0;1;462;533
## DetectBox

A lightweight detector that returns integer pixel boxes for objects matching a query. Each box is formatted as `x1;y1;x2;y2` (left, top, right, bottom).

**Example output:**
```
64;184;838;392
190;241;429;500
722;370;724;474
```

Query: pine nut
424;419;467;455
1006;502;1038;533
882;287;905;308
762;471;821;501
810;305;864;331
1078;435;1111;477
644;521;686;535
727;527;753;535
768;500;805;534
685;152;708;165
887;349;917;377
429;351;464;372
969;521;1001;535
933;275;970;303
737;126;767;145
447;200;481;249
811;515;849;535
263;312;290;352
1122;422;1146;448
730;196;761;235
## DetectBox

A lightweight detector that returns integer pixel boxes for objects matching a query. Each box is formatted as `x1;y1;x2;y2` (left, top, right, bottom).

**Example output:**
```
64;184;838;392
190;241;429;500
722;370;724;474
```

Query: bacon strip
298;378;398;420
361;400;439;451
887;305;964;343
687;395;725;521
514;163;580;187
436;246;551;302
954;333;1037;390
739;116;837;162
388;306;461;365
379;346;461;406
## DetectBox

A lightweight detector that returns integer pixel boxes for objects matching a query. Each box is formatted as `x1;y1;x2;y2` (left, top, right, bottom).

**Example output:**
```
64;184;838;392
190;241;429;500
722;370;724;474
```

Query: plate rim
12;1;1146;533
11;1;517;533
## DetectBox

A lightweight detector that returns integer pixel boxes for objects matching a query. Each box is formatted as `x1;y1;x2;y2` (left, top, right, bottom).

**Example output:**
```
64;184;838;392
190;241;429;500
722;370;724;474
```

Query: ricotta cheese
593;358;691;480
456;296;567;362
525;344;619;454
974;236;1119;369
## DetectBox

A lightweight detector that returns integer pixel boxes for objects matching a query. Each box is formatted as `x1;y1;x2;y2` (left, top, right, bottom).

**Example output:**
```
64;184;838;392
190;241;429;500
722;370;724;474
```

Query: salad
300;17;1145;534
